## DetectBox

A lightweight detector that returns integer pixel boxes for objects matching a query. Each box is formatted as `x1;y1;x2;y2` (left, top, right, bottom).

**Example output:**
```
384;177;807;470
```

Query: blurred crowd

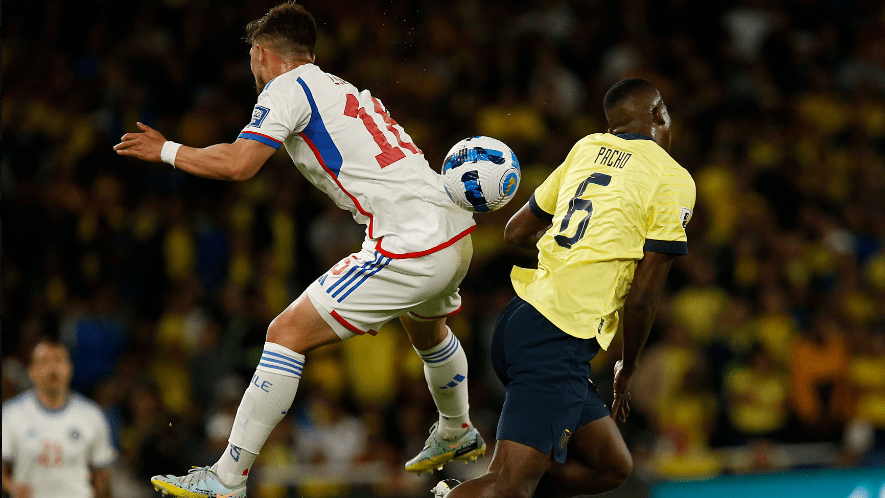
3;0;885;496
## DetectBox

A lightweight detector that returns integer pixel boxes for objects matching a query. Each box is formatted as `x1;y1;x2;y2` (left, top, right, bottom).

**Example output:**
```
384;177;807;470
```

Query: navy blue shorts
491;296;609;463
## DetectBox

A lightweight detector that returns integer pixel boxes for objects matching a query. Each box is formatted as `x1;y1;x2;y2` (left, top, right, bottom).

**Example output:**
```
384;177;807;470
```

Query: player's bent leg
445;439;551;498
265;292;344;353
402;314;486;473
541;416;633;497
151;293;341;497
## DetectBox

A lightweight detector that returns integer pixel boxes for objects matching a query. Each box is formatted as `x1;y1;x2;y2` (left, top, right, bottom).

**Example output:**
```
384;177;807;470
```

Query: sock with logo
414;327;472;440
214;342;304;486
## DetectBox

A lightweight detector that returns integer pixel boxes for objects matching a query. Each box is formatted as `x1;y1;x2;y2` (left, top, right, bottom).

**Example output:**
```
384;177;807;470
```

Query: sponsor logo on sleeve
250;105;270;128
680;206;693;229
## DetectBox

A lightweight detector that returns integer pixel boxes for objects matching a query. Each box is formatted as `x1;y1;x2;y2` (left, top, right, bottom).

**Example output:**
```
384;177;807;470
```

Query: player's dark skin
449;86;676;498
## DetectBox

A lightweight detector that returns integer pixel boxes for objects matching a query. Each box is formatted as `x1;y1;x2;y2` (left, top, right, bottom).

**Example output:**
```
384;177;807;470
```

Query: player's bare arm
611;250;675;422
3;460;33;498
113;122;276;181
504;200;551;248
91;467;112;498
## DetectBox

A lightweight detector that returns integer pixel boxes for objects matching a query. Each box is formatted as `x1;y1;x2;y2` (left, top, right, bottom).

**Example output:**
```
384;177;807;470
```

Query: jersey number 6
554;173;611;249
344;94;420;168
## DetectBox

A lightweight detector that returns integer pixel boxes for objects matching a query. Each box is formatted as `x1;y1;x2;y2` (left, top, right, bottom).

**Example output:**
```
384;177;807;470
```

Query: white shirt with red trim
238;64;474;258
2;391;116;498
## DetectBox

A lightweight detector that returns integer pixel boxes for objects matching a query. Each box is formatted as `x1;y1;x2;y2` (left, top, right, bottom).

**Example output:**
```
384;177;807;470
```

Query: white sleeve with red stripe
238;84;311;149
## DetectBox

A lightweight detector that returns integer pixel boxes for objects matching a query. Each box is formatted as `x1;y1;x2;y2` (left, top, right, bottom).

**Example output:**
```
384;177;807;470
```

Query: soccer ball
441;136;520;213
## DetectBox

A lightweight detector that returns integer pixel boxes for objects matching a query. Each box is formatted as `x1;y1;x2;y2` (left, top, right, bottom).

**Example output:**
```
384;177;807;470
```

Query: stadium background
3;0;885;496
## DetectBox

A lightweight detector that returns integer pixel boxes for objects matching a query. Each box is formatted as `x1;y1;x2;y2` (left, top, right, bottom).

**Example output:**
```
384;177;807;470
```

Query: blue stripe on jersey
297;78;344;177
326;263;365;294
258;362;302;377
238;131;283;149
330;253;383;299
337;257;391;302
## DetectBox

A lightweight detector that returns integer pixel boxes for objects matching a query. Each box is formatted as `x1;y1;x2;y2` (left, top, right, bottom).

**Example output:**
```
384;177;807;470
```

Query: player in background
2;339;116;498
436;79;696;497
114;3;484;497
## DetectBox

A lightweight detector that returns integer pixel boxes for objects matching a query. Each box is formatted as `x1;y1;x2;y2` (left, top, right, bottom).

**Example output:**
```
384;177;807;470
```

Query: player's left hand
113;122;166;162
611;360;633;423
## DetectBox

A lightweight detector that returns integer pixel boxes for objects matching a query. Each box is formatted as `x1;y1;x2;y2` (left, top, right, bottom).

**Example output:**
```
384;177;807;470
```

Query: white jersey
238;63;474;257
2;391;116;498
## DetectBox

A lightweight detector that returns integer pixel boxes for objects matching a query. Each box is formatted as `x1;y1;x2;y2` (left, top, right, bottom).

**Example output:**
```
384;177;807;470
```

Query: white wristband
160;141;182;167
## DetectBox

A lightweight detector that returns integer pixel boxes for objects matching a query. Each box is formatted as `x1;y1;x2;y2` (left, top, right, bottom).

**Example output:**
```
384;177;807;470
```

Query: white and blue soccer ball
441;136;520;213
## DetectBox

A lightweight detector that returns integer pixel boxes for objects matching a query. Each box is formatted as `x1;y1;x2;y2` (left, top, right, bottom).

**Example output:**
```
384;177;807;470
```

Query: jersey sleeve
238;85;311;150
88;410;117;467
529;163;567;223
1;405;14;461
644;168;696;255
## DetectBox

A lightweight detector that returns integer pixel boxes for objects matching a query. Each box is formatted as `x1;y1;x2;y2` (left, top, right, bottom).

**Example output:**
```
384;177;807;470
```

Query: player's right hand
611;360;633;423
11;482;34;498
113;122;167;162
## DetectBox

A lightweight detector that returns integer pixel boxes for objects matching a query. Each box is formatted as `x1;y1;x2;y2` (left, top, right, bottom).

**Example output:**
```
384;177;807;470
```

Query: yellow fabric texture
511;133;696;348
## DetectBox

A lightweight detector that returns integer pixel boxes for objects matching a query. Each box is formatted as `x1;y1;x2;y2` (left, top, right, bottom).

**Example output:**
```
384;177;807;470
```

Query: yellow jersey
511;133;696;349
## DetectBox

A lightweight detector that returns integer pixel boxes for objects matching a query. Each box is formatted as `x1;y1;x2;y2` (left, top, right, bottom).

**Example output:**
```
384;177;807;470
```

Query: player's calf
538;452;632;497
403;316;487;473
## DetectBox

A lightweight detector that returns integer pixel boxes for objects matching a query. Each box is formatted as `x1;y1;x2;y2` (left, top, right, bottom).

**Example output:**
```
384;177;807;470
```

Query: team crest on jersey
680;206;693;229
327;74;351;86
250;105;270;128
69;427;80;441
559;428;572;449
27;427;38;439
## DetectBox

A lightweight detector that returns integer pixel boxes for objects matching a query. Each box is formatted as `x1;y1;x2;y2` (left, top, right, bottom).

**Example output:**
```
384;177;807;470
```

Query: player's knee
599;448;633;491
265;315;304;352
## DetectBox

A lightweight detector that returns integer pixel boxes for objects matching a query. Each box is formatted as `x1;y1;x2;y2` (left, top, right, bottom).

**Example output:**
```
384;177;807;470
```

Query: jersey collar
615;133;654;141
32;389;71;415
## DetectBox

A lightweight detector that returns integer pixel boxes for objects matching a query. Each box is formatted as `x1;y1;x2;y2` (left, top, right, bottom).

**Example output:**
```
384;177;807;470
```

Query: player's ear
255;44;267;65
651;103;666;126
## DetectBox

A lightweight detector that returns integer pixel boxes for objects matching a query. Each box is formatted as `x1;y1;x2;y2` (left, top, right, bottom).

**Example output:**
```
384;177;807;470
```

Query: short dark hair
603;78;658;112
245;2;317;58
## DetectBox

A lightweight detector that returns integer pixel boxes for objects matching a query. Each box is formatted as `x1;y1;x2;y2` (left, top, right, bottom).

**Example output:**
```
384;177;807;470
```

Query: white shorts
305;235;473;340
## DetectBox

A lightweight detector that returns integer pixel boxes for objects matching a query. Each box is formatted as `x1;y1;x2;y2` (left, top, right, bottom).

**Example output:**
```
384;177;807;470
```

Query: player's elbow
229;162;258;181
504;222;530;247
503;226;523;246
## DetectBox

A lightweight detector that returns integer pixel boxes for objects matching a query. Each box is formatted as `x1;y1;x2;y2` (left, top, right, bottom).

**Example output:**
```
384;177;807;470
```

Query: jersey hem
374;225;475;259
91;456;117;468
408;305;462;321
644;238;688;255
238;131;283;149
511;281;613;351
330;310;378;336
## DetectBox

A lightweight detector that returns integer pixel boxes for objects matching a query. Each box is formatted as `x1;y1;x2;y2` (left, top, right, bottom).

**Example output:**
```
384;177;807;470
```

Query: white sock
415;327;472;440
215;342;304;486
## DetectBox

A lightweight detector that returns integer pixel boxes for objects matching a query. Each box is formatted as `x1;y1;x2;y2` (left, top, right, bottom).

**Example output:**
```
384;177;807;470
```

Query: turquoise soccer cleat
405;422;487;474
151;466;246;498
